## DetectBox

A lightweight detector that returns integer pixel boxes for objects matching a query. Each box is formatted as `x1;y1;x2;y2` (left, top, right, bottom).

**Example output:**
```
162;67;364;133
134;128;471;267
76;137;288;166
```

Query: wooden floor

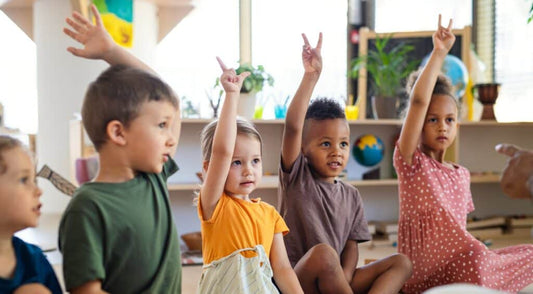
17;214;533;293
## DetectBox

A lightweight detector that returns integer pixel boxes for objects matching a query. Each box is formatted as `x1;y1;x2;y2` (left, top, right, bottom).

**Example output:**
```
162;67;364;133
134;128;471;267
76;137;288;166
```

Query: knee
307;243;340;271
391;253;413;277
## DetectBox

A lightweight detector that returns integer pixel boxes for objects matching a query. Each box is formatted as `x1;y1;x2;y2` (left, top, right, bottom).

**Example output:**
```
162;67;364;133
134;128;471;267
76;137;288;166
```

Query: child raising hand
197;58;303;293
394;15;533;293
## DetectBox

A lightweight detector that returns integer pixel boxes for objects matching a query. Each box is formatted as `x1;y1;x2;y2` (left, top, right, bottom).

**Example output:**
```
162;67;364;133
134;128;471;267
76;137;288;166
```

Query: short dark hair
82;65;179;151
305;97;346;120
0;135;24;174
200;117;263;162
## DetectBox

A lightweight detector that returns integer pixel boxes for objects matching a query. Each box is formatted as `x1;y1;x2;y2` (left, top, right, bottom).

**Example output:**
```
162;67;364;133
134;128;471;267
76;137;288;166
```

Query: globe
421;54;469;98
352;134;384;167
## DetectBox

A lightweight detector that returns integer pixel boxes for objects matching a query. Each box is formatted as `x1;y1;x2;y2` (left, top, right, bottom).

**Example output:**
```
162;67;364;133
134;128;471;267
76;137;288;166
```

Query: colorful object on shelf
474;83;501;120
352;134;384;167
422;54;469;98
274;104;287;119
93;0;133;48
345;105;359;120
253;105;264;119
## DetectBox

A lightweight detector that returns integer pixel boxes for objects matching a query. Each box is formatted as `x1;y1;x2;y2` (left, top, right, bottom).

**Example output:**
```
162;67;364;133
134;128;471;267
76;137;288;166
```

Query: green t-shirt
59;159;181;293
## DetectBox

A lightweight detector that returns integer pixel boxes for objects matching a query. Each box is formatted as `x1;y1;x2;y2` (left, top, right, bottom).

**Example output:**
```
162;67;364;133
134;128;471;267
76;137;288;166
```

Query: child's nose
35;186;43;198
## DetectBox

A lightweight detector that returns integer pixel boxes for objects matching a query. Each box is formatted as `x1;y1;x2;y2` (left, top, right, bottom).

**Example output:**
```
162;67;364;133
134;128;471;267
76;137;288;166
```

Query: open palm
64;4;115;59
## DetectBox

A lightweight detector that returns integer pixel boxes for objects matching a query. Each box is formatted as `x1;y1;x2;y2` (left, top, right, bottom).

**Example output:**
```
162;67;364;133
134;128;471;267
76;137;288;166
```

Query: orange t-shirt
198;193;289;264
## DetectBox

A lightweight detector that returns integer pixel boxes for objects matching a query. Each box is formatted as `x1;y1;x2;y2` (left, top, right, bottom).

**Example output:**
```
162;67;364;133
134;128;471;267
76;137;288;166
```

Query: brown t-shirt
279;153;371;267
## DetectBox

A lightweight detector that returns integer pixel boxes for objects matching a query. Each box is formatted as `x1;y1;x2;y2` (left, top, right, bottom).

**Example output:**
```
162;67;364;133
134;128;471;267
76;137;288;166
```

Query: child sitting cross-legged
196;57;303;293
279;32;413;294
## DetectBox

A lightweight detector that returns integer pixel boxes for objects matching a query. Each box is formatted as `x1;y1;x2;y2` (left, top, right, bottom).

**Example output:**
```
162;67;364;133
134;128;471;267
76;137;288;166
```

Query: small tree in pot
350;35;419;119
233;63;274;119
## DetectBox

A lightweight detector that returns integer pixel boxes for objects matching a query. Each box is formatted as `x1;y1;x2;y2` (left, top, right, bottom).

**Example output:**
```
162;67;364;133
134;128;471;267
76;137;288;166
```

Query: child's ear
106;120;127;146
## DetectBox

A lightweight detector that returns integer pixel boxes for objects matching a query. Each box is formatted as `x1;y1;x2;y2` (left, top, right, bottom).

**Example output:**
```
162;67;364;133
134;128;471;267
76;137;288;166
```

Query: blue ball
421;54;469;98
352;134;384;167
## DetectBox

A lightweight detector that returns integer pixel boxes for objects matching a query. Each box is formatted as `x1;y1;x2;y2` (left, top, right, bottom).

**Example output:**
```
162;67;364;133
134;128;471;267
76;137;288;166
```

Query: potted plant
350;35;419;119
234;63;274;119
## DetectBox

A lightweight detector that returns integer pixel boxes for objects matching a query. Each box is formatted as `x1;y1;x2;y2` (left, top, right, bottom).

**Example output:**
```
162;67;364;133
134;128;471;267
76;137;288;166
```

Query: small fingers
239;71;251;80
301;33;310;47
216;56;228;71
67;47;84;57
438;14;442;28
316;32;323;50
66;17;85;33
72;10;91;26
447;18;453;31
90;4;104;27
63;28;83;43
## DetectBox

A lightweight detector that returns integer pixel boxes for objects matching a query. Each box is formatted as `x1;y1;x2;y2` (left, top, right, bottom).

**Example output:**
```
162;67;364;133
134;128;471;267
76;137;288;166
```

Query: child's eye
428;118;437;123
321;142;330;147
340;142;349;148
19;177;29;184
252;158;261;164
446;117;455;123
232;160;241;166
158;122;167;128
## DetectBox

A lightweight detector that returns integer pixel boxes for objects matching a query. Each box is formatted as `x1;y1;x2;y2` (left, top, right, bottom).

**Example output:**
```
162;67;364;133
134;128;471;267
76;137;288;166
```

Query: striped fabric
197;245;279;294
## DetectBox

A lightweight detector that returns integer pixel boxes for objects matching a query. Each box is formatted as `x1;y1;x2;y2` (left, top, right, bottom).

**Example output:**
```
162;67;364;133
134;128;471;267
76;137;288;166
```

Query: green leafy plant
235;63;274;93
350;35;419;98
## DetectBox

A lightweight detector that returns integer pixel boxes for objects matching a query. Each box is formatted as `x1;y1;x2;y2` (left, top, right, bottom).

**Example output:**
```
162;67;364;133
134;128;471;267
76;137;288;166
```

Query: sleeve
272;209;289;236
279;153;305;191
161;156;179;180
197;192;225;223
348;190;371;242
37;253;63;294
58;203;106;291
393;143;422;178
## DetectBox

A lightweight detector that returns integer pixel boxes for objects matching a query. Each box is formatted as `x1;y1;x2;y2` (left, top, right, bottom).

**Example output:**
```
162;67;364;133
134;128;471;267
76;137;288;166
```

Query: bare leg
350;253;412;294
294;243;353;294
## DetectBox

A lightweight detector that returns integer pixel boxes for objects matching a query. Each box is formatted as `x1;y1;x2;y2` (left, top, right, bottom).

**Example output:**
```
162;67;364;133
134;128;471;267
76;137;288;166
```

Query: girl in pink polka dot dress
393;15;533;294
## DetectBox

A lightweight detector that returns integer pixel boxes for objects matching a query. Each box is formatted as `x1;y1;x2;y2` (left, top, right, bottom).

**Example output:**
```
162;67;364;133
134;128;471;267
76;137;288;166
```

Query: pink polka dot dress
393;145;533;294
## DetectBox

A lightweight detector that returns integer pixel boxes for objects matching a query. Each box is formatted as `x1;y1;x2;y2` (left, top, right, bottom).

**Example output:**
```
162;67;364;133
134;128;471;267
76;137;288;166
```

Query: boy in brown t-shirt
278;32;412;294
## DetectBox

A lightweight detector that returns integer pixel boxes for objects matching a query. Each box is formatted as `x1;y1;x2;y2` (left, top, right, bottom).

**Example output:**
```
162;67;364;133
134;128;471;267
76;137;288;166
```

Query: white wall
35;0;158;214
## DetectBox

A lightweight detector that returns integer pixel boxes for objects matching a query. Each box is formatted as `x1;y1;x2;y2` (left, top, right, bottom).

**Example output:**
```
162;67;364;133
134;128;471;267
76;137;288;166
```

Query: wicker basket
181;232;202;251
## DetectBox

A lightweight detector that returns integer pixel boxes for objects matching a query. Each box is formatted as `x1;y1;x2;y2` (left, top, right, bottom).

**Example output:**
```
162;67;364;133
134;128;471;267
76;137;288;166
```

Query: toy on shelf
352;134;384;179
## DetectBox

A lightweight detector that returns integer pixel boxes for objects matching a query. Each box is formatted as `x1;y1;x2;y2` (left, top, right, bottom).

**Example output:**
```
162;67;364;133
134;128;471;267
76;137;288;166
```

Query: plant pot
238;92;257;119
371;96;399;119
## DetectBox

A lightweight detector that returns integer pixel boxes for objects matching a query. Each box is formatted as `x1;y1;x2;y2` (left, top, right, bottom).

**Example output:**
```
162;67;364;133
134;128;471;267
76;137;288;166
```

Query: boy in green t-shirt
58;5;182;293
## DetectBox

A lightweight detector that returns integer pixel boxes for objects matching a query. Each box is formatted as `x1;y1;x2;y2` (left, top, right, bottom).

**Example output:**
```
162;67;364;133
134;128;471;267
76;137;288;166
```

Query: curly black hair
305;97;346;120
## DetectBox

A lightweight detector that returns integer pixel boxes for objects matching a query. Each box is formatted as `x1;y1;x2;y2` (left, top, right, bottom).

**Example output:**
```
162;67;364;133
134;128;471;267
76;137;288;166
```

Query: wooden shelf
167;174;502;192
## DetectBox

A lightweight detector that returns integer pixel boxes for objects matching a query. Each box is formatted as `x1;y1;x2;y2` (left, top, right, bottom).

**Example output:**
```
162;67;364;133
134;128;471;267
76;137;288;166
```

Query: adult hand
496;143;533;199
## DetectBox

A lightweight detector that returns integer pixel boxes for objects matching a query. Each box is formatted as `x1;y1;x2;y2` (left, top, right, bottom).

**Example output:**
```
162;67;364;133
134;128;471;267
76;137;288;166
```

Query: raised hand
216;57;251;94
433;14;455;53
64;4;116;60
302;33;323;74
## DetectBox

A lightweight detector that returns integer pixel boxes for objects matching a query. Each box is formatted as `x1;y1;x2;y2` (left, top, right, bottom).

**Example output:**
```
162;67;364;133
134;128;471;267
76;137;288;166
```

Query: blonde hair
200;118;263;162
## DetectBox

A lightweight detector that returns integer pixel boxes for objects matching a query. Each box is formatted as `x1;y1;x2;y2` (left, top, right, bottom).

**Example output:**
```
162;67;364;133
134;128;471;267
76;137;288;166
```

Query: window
155;0;239;118
252;0;348;115
374;0;472;32
494;0;533;122
0;11;37;134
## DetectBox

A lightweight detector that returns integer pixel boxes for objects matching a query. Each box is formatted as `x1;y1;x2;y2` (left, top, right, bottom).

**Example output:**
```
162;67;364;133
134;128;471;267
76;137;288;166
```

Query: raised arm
281;33;323;171
64;4;153;74
200;58;250;220
397;15;455;163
